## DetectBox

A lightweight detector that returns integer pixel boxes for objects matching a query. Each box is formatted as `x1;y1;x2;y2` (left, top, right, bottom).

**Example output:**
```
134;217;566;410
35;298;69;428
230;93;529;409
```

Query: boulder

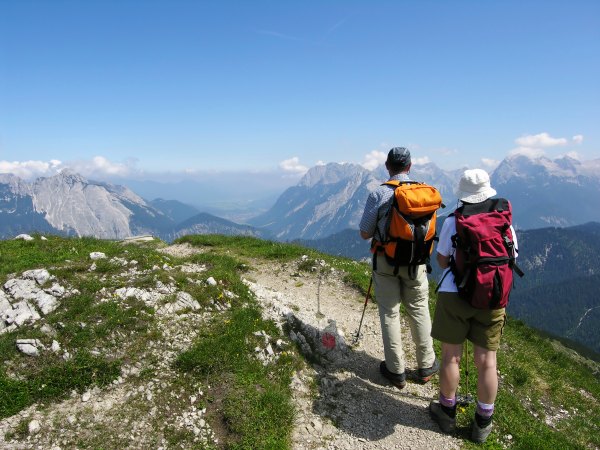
14;234;34;241
22;269;51;285
16;339;43;356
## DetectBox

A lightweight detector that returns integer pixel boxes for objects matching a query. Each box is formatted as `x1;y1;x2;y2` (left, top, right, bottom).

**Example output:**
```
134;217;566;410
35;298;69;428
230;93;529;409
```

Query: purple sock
476;401;494;418
439;393;456;408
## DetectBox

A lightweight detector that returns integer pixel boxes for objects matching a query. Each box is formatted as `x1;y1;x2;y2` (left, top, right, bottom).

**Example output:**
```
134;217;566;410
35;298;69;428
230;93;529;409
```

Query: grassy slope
0;234;598;449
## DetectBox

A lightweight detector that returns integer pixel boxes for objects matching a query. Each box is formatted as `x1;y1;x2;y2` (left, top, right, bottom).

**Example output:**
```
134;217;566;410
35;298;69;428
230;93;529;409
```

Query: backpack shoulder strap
459;198;510;217
382;180;420;188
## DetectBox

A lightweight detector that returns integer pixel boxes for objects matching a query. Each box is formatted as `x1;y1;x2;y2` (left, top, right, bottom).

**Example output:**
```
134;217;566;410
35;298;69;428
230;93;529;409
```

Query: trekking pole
352;277;373;344
458;341;474;406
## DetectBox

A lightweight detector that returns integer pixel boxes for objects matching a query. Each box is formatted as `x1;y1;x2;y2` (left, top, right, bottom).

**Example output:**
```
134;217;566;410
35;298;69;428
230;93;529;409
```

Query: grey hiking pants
373;254;436;374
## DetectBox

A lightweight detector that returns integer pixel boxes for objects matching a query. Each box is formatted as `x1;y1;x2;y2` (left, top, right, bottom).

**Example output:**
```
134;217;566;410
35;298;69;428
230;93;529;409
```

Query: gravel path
245;258;461;450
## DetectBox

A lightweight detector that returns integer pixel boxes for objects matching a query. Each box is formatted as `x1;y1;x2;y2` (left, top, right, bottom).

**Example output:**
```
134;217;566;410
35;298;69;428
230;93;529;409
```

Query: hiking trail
245;257;460;450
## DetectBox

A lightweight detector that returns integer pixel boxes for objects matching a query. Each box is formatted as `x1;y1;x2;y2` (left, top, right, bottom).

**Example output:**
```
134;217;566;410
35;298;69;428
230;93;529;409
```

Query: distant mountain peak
298;162;367;188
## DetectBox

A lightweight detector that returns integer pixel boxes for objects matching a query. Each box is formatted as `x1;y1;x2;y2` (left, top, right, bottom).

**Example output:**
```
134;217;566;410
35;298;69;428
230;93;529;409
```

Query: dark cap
386;147;411;167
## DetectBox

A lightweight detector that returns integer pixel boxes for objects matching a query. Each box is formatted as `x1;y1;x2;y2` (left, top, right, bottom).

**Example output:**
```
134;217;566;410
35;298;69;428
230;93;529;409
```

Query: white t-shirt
436;215;519;293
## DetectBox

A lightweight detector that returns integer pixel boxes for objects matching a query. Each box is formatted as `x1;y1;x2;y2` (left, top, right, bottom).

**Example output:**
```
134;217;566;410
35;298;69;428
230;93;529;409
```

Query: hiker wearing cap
359;147;439;390
429;168;519;443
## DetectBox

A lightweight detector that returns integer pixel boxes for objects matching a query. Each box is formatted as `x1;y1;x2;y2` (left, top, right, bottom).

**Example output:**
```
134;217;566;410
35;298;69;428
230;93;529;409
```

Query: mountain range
250;154;600;239
2;153;600;356
0;171;268;241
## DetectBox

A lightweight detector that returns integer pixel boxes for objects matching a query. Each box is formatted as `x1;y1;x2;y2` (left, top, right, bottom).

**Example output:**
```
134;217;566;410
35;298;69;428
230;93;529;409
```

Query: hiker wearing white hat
455;169;497;203
429;168;520;443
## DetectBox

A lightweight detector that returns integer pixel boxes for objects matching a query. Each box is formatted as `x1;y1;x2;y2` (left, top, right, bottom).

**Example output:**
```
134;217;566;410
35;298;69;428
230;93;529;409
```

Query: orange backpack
372;181;443;277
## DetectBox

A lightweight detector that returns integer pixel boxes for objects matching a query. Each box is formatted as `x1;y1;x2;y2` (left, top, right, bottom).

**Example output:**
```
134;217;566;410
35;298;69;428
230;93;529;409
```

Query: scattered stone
22;269;52;285
16;339;44;356
51;340;61;352
28;419;41;435
81;391;91;402
4;278;60;315
14;234;34;241
109;257;128;267
121;235;154;243
4;300;41;326
89;252;107;260
45;283;66;297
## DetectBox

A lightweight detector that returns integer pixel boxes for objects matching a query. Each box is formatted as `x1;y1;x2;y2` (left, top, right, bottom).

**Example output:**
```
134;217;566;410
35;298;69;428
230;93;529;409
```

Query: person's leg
471;345;497;442
473;346;498;404
440;342;463;399
373;255;404;374
398;265;435;368
429;341;462;433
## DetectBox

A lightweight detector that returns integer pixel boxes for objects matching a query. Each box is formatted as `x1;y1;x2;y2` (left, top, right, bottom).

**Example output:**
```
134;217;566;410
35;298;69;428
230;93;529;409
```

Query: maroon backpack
450;198;523;309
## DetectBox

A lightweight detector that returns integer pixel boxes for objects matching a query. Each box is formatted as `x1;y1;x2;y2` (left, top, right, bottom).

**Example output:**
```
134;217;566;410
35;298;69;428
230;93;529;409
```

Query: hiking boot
429;400;456;434
408;358;440;384
379;361;406;389
471;420;493;443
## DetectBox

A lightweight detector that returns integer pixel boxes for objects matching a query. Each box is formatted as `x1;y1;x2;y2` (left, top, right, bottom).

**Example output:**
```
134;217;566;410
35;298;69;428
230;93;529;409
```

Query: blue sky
0;0;598;187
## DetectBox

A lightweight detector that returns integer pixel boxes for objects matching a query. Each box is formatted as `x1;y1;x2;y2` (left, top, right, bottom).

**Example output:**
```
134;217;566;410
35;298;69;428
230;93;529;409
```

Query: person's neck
388;170;409;177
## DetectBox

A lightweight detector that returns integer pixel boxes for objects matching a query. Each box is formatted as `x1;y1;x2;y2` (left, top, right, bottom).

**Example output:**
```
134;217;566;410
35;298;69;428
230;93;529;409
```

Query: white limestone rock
206;277;217;286
4;278;60;315
89;252;107;260
0;292;11;315
4;301;41;326
45;283;66;297
14;234;34;241
51;340;61;352
22;269;52;286
28;419;41;435
16;339;44;356
157;291;201;315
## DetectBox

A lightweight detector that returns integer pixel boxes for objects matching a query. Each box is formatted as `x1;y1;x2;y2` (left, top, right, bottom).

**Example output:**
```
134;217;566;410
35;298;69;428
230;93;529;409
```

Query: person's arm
359;191;380;240
435;216;455;269
437;252;450;269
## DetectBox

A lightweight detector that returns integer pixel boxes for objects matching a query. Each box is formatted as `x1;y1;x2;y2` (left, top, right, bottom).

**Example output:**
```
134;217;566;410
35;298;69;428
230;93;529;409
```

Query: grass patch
176;305;298;448
0;351;120;419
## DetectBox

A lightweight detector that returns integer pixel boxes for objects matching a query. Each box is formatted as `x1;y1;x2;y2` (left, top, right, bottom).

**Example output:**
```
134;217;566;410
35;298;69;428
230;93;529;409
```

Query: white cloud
361;150;386;171
279;157;308;175
315;160;326;166
481;158;500;170
572;134;584;144
515;132;567;148
412;156;431;165
0;159;63;179
508;147;546;159
0;156;136;180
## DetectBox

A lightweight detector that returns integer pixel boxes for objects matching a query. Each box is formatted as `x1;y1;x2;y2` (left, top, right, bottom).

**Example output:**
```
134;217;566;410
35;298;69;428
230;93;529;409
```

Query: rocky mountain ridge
0;172;267;241
250;154;600;239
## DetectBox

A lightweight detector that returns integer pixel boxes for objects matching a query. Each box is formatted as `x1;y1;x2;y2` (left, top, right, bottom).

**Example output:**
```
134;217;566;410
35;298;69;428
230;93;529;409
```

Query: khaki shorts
431;291;506;351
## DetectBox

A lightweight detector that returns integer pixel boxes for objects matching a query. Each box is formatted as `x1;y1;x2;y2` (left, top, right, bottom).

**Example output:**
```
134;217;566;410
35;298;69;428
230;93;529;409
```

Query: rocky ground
0;242;459;449
245;258;460;450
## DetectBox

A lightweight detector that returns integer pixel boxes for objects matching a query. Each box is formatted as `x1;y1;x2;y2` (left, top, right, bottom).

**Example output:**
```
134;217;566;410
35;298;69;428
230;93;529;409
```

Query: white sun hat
455;169;497;203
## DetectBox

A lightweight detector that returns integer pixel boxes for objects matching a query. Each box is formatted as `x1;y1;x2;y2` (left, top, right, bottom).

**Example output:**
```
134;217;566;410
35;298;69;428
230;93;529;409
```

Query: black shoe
379;361;406;389
429;400;457;434
408;358;439;384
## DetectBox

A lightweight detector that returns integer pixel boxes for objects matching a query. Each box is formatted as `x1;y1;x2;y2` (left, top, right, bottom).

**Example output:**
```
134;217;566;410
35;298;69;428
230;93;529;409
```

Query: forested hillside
508;222;600;354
